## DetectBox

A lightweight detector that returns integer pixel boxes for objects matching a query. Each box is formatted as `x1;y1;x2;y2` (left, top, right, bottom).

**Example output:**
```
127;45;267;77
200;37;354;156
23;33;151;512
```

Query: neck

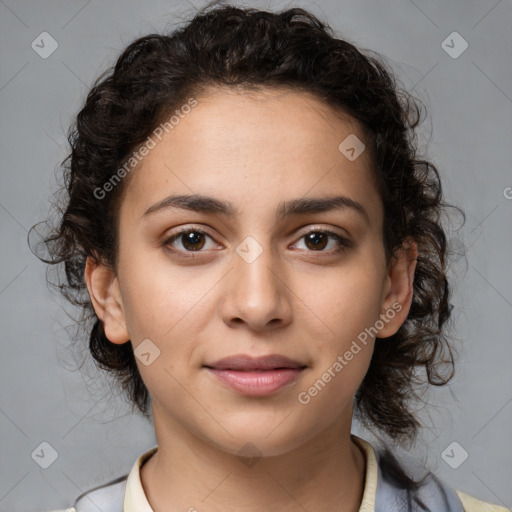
141;406;366;512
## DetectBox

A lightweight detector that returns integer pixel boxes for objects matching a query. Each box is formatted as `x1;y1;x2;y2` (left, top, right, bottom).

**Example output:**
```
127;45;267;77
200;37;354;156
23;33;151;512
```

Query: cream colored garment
49;436;510;512
122;437;510;512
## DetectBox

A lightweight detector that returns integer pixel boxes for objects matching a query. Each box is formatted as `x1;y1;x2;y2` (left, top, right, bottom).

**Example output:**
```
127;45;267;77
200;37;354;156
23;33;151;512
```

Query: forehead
119;86;382;228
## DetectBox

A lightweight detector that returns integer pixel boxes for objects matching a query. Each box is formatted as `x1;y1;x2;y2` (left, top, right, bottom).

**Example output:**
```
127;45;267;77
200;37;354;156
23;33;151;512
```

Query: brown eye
293;230;352;254
164;228;216;253
179;231;207;251
304;232;329;251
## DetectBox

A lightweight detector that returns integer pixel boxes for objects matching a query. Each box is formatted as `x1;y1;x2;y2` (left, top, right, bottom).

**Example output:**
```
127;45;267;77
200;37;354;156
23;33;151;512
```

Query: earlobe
377;238;418;338
84;256;130;344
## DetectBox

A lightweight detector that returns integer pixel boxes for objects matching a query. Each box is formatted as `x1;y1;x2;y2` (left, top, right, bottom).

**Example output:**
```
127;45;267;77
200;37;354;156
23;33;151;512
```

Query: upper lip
204;354;306;371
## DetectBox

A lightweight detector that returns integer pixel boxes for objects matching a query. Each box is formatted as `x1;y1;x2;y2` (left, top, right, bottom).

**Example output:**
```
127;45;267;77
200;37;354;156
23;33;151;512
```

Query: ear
376;238;418;338
84;256;130;344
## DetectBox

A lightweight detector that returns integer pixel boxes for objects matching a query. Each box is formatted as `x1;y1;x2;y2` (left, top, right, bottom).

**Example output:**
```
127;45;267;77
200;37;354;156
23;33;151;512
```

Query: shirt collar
124;435;378;512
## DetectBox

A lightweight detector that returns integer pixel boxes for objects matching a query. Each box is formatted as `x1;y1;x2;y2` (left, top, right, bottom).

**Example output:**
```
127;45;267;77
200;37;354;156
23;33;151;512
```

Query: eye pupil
305;232;328;250
182;231;205;251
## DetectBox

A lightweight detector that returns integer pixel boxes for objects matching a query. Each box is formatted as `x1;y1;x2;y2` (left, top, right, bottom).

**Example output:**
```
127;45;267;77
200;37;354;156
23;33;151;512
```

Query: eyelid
163;224;349;242
293;224;350;239
162;224;352;255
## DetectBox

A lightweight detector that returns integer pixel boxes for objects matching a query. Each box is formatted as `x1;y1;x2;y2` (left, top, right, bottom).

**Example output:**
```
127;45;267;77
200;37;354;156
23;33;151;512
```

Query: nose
221;241;293;332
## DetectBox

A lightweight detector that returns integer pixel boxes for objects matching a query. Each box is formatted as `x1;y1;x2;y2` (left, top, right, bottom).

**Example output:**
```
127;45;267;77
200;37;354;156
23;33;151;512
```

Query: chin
215;435;304;459
203;416;319;459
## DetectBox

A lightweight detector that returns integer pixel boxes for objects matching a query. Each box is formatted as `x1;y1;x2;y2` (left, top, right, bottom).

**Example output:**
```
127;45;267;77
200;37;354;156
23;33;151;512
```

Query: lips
204;354;306;371
204;354;307;396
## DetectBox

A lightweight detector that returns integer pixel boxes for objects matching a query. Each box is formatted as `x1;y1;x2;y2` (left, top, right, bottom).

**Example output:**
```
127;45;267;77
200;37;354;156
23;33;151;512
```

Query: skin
85;86;418;512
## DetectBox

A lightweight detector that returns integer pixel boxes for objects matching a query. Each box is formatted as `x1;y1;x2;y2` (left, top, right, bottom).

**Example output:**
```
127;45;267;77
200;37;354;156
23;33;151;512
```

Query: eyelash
162;226;352;259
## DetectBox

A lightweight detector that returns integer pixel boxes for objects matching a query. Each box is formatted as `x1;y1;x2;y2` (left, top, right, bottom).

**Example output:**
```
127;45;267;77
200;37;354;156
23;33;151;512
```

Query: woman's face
87;87;415;457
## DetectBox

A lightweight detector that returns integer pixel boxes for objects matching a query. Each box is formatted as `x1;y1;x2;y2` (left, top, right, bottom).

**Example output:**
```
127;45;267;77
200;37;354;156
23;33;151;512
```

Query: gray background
0;0;511;510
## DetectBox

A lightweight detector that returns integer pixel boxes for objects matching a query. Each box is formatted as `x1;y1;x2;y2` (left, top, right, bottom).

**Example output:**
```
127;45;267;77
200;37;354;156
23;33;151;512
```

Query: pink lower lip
206;368;304;396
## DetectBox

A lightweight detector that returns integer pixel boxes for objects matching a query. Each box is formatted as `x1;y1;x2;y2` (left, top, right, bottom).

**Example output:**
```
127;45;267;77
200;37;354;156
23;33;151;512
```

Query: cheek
118;248;212;341
296;280;379;420
117;252;222;392
294;258;384;399
302;261;385;346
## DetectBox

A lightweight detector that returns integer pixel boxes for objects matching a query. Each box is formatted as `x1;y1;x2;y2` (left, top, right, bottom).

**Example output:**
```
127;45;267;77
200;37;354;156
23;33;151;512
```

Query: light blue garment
373;448;465;511
73;475;126;512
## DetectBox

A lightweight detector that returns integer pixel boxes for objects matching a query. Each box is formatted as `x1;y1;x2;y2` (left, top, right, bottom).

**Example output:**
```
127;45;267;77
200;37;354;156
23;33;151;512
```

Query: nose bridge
234;234;281;300
223;234;290;328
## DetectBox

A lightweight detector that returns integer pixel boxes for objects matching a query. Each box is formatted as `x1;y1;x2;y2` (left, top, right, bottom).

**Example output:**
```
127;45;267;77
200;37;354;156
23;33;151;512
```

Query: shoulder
74;474;128;512
48;474;128;512
48;445;157;512
46;509;81;512
456;490;511;512
356;436;510;512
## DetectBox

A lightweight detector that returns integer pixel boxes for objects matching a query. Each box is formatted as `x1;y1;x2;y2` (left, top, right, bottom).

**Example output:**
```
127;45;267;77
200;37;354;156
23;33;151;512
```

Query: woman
37;3;509;511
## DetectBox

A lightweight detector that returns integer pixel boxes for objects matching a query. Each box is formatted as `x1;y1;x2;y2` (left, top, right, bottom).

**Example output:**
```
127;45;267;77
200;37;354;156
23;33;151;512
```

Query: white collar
123;435;378;512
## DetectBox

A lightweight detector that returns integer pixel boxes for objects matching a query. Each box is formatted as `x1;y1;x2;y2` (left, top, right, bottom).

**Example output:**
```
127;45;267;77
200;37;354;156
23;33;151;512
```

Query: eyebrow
142;193;370;224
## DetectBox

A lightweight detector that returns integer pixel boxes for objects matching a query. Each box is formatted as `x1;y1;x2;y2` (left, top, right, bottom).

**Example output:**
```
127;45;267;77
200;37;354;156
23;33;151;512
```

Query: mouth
204;354;306;371
203;354;307;396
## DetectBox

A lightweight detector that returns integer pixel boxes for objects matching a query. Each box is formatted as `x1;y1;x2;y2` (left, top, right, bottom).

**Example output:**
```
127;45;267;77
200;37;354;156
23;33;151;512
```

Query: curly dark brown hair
30;2;464;442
